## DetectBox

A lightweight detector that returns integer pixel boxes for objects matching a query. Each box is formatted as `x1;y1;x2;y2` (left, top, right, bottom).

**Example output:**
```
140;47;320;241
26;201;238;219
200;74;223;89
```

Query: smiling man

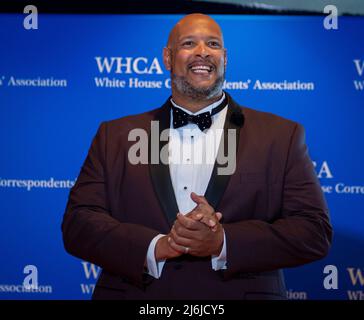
62;14;332;300
165;14;226;109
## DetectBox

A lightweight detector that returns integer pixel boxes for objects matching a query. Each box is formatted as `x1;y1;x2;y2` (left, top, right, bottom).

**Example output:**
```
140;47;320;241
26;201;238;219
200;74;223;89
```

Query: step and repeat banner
0;14;363;300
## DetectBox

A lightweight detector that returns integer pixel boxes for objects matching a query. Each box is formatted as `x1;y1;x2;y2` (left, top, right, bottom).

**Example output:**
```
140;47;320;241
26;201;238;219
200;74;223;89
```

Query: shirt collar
170;92;226;116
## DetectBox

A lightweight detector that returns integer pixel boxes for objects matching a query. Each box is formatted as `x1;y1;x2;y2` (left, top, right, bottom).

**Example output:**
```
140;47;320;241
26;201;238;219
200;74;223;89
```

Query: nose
195;42;209;58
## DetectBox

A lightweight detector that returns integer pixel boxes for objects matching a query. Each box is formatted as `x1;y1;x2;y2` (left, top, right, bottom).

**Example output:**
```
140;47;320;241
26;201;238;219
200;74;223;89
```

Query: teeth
191;66;210;70
193;69;208;73
190;65;212;72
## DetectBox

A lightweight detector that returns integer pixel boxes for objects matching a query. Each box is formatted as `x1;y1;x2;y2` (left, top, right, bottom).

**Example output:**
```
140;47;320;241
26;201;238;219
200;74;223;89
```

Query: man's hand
155;193;224;260
168;193;224;257
155;234;183;261
186;192;222;232
169;213;224;257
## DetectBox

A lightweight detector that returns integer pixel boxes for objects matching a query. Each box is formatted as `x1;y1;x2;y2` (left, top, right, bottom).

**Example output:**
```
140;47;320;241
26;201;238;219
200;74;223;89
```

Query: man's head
163;14;226;104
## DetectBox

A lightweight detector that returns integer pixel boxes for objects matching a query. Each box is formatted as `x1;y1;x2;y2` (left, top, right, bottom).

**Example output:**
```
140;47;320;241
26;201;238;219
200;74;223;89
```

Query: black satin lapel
149;99;179;227
204;94;245;210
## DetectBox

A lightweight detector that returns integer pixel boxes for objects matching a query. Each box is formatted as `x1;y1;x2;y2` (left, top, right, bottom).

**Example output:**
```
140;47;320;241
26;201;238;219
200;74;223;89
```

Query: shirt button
184;186;187;190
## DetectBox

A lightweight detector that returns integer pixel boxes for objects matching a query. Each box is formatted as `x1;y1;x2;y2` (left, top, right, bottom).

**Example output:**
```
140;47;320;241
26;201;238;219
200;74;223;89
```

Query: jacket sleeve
61;122;159;288
222;123;333;279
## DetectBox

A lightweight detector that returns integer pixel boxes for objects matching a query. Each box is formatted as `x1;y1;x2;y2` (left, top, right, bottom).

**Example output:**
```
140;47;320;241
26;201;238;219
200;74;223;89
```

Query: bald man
62;14;332;300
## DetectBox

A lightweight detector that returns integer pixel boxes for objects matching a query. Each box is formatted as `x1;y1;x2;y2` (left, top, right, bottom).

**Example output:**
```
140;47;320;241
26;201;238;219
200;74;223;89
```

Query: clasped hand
155;192;224;260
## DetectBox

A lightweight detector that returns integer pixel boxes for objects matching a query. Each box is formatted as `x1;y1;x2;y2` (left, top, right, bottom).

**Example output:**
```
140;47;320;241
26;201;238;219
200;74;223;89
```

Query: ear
163;47;172;71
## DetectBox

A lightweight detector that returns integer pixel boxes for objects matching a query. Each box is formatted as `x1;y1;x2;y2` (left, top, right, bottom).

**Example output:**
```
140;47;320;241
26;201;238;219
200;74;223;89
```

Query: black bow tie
172;95;227;131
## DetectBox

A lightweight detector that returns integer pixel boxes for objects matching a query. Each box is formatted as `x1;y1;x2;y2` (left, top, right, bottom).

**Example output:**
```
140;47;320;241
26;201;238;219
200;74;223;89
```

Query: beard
171;70;225;101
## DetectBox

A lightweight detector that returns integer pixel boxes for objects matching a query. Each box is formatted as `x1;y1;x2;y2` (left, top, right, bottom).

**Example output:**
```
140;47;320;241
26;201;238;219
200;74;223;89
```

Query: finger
170;226;192;246
168;236;189;254
176;213;202;231
190;192;209;206
196;216;216;228
185;210;220;230
171;220;202;240
193;212;222;231
186;207;214;221
188;213;203;221
216;212;223;221
186;211;205;221
211;218;222;232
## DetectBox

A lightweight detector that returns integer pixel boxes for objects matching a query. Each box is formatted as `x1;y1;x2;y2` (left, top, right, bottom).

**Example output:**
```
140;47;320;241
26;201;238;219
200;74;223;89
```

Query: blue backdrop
0;13;363;300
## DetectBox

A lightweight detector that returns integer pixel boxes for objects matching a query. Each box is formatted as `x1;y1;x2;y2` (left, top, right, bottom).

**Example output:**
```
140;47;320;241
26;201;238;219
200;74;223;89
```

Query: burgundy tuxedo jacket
62;93;332;300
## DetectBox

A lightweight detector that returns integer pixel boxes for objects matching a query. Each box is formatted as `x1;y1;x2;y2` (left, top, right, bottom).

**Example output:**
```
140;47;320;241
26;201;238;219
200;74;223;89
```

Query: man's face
164;16;226;100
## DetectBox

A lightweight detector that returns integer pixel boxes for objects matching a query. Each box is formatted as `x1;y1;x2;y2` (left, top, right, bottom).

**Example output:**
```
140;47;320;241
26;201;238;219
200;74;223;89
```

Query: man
62;14;332;300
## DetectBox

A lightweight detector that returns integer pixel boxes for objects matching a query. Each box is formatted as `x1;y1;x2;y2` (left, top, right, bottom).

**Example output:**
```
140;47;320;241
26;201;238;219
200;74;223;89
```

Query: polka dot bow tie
172;98;227;132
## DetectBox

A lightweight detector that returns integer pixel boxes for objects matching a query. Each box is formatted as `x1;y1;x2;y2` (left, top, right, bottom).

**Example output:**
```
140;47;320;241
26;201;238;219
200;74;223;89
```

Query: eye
208;41;221;48
181;40;194;47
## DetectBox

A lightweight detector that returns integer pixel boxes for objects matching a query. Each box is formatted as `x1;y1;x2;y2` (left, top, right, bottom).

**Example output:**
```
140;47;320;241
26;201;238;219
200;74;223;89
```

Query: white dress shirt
146;94;228;278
